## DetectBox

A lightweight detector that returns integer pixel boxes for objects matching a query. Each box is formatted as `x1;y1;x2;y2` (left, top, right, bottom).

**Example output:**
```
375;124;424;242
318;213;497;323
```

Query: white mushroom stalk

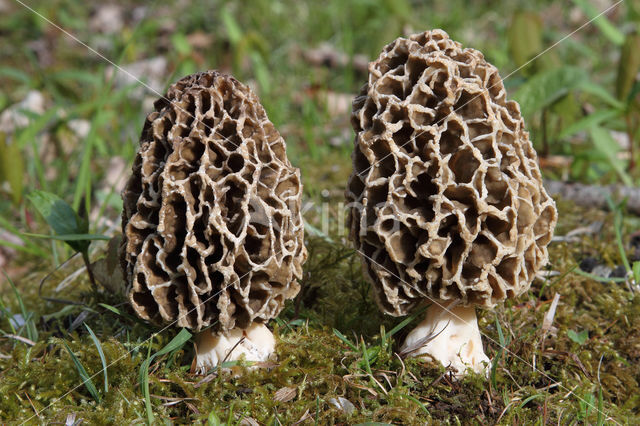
400;302;489;377
194;323;276;373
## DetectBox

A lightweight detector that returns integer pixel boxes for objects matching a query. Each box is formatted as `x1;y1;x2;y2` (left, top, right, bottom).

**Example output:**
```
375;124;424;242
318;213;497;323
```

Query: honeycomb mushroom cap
121;71;307;332
346;30;557;316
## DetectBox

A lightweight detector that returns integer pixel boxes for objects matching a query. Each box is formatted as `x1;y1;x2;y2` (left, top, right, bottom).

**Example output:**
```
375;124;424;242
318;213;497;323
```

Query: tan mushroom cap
346;30;557;316
121;71;307;332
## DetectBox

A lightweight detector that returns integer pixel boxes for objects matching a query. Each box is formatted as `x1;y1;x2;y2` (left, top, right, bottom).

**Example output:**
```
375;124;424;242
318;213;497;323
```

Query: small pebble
579;257;598;273
610;265;627;279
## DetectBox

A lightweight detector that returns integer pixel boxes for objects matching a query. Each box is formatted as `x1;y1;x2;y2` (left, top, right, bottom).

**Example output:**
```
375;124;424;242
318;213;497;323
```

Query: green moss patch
2;201;640;423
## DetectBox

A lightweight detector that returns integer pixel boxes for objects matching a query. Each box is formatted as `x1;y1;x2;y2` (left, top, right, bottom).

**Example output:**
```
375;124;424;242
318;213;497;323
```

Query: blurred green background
1;0;640;424
1;0;639;223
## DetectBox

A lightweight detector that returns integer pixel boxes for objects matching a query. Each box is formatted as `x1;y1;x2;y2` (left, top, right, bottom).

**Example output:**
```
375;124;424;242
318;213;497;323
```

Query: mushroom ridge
121;71;307;336
346;29;557;317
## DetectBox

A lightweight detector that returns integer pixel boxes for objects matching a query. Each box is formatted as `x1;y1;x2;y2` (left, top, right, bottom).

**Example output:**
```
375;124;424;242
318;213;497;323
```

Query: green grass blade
0;131;24;204
63;341;101;403
387;305;428;339
589;127;633;186
578;80;625;108
207;411;223;426
2;270;37;342
0;66;31;84
596;384;604;426
98;303;125;315
490;317;506;389
613;206;632;274
22;232;110;242
0;295;17;335
361;339;371;377
16;108;59;191
403;394;429;414
571;0;624;45
0;215;48;258
150;328;193;360
72;112;101;212
574;268;627;283
98;303;144;325
557;108;619;140
2;270;27;316
142;341;153;425
84;323;108;393
0;238;49;257
138;329;192;424
633;261;640;285
221;7;243;44
514;66;587;117
226;402;235;424
333;329;358;351
517;393;544;410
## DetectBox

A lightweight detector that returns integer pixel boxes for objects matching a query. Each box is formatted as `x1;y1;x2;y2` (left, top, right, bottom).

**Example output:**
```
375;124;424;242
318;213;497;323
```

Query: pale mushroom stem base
194;323;275;374
400;302;490;377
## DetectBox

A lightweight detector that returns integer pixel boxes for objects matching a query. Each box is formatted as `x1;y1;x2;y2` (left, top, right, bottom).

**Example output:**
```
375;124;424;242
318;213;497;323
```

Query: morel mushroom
121;71;306;372
346;30;557;376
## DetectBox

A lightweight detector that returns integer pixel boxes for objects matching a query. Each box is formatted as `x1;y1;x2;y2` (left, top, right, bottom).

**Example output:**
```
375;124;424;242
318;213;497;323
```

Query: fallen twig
544;180;640;215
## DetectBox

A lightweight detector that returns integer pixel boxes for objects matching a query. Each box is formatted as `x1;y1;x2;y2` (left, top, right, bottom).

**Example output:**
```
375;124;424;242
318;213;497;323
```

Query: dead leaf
300;43;368;72
0;91;45;133
67;119;91;140
92;235;126;294
343;374;378;397
552;221;603;243
273;386;297;402
544;349;590;377
190;343;198;374
239;417;259;426
541;293;560;338
90;5;124;35
292;409;311;425
185;401;200;415
328;396;356;414
105;57;167;99
3;334;36;346
253;360;279;369
193;373;217;389
64;413;78;426
0;228;23;269
325;91;353;117
187;32;213;49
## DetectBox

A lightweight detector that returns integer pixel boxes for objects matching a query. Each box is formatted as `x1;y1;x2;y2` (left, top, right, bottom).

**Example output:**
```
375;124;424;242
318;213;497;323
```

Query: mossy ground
2;0;640;424
2;200;640;424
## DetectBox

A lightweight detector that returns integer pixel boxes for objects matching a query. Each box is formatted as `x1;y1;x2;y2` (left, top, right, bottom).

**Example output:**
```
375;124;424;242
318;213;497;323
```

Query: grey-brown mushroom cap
121;71;307;332
346;30;557;316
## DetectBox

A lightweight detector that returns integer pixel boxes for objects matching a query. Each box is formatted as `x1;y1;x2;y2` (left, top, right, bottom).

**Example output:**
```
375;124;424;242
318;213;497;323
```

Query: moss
1;200;640;423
